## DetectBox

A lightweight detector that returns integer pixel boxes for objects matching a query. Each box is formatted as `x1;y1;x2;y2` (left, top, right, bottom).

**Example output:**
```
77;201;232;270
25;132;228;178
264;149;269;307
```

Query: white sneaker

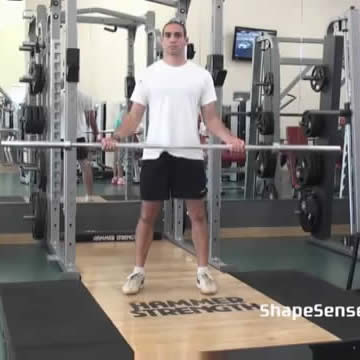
197;270;217;295
122;272;145;295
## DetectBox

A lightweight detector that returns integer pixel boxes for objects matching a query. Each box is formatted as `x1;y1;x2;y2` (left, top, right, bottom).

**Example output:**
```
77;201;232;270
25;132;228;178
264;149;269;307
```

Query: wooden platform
76;240;340;360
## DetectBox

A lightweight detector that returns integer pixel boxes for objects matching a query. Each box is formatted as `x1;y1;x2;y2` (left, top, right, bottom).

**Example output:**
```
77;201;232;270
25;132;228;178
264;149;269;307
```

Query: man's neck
163;55;187;67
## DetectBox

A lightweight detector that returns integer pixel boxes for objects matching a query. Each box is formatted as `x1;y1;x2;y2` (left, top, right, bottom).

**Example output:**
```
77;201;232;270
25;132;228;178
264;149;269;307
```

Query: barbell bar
0;140;342;153
227;109;351;118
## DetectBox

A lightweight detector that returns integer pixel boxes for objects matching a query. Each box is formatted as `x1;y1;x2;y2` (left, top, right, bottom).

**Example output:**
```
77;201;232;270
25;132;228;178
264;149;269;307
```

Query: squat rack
24;0;160;274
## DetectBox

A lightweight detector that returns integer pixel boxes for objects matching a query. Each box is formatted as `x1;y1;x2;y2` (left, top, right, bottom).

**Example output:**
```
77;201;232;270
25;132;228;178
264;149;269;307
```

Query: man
61;83;99;201
102;19;245;295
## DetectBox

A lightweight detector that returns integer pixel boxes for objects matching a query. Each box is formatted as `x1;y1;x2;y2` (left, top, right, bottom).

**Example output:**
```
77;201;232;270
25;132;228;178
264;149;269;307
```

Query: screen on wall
232;26;277;61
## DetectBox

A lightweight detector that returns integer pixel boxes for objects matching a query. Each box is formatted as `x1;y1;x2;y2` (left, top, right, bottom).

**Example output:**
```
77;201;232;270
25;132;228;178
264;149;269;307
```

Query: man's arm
113;102;146;141
201;101;245;152
87;110;99;138
201;102;234;142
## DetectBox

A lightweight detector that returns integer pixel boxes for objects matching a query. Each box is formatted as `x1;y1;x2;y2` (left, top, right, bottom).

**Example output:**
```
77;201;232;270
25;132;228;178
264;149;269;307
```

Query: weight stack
298;35;344;240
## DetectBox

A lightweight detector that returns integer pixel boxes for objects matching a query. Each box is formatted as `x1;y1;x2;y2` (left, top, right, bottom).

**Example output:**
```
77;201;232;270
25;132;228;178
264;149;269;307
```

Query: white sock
134;266;145;275
197;266;208;275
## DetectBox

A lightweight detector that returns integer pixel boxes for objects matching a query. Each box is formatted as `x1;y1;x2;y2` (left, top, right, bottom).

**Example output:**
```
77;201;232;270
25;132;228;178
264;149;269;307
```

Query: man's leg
185;198;217;295
185;199;209;267
123;200;162;295
135;200;163;266
171;154;216;294
123;152;169;295
76;138;93;200
78;159;93;198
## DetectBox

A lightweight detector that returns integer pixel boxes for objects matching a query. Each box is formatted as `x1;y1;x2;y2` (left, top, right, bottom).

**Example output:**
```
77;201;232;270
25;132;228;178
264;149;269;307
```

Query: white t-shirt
60;90;93;139
130;60;217;160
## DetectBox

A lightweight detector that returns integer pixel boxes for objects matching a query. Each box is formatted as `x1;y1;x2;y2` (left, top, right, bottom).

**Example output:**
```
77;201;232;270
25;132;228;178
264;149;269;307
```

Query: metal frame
62;0;78;274
34;2;160;273
244;31;325;200
280;58;322;66
1;140;342;152
301;9;360;290
67;8;156;200
207;0;224;267
145;0;191;20
244;35;281;199
47;0;63;269
346;9;360;238
0;87;12;104
244;35;263;199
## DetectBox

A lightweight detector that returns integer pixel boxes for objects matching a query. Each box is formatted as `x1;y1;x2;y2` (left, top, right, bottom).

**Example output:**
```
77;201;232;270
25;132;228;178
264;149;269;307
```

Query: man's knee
188;210;206;224
139;202;161;225
79;159;90;170
186;200;207;224
140;213;158;226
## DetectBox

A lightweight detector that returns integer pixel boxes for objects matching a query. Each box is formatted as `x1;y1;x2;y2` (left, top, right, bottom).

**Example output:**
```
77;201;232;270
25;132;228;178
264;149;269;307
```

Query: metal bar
0;129;18;133
245;36;263;199
280;65;312;100
0;141;342;152
22;41;36;47
124;28;136;201
228;109;347;118
19;46;33;52
280;57;322;66
48;0;62;261
347;8;360;235
77;8;146;23
207;0;224;267
145;0;178;7
174;200;184;242
163;200;173;238
277;37;324;44
19;77;33;83
280;94;297;110
85;129;114;134
76;16;138;28
346;235;360;290
64;0;78;274
0;87;12;103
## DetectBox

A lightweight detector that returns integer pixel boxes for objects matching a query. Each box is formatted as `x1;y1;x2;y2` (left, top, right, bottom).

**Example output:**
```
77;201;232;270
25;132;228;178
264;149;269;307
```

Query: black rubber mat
231;270;360;341
0;280;133;360
0;196;25;203
206;339;360;360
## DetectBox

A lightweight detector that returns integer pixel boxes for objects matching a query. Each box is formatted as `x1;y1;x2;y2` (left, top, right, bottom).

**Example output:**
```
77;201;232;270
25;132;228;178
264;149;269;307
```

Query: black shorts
61;137;88;161
140;152;207;201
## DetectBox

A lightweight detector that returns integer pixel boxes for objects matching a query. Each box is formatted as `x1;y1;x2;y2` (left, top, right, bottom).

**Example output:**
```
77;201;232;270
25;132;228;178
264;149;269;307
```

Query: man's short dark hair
162;19;187;38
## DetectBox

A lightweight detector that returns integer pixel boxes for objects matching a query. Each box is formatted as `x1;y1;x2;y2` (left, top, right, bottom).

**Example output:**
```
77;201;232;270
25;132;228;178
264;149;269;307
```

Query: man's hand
225;135;245;153
101;137;118;151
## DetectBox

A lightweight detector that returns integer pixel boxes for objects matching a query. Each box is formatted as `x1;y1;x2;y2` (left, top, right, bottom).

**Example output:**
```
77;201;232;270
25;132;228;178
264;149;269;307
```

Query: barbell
0;140;342;153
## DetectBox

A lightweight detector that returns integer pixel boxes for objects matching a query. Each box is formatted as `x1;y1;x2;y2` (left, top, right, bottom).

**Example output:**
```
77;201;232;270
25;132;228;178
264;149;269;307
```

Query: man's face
161;23;188;57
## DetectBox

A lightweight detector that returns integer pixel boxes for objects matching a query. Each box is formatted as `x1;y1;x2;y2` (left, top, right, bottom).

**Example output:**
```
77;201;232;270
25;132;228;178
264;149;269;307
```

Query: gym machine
229;7;360;286
305;7;360;290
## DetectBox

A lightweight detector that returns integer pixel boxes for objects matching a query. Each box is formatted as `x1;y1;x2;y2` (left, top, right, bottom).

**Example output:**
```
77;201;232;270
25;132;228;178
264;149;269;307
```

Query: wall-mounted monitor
232;26;277;61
